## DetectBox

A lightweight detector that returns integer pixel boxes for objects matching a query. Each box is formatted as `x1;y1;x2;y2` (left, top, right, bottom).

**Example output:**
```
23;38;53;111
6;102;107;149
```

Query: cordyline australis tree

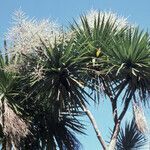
0;9;149;149
71;10;150;149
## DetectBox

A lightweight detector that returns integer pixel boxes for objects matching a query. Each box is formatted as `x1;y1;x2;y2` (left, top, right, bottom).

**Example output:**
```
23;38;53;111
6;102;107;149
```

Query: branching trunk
80;101;107;150
108;92;134;150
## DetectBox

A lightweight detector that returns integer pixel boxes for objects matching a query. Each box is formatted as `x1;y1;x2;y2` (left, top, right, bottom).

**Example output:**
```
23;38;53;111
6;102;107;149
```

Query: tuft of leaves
116;120;147;150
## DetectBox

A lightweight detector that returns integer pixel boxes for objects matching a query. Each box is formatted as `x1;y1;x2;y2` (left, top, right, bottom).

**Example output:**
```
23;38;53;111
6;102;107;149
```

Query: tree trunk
80;102;107;150
108;121;120;150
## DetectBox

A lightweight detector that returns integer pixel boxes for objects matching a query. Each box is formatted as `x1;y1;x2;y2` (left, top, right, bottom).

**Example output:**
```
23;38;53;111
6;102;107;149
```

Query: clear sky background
0;0;150;150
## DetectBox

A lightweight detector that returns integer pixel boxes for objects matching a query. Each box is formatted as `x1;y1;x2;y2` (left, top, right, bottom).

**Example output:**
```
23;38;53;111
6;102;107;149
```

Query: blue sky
1;0;150;149
1;0;150;36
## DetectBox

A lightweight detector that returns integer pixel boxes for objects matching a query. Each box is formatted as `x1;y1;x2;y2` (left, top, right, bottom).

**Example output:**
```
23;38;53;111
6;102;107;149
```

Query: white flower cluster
82;9;130;31
6;9;132;56
6;10;62;54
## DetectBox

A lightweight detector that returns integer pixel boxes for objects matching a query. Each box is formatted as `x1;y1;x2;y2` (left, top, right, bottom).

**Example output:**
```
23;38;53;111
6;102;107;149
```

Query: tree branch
108;121;120;150
111;101;118;124
80;101;107;150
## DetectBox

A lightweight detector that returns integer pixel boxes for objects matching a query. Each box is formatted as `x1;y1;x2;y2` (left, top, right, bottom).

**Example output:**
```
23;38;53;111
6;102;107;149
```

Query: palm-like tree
9;36;90;149
0;10;149;150
99;28;150;149
71;12;150;149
